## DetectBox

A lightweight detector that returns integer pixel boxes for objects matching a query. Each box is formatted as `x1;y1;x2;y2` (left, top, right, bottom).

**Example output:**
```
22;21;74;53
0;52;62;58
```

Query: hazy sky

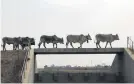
1;0;134;68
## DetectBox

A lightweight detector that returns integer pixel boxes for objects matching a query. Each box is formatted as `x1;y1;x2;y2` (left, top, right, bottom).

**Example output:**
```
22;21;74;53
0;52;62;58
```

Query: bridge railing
127;37;134;52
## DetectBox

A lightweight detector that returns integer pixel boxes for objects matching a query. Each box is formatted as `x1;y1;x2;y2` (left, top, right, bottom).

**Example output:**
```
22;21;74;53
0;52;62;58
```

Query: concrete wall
111;53;124;73
38;72;116;83
122;49;134;82
111;49;134;83
22;49;35;83
1;50;26;83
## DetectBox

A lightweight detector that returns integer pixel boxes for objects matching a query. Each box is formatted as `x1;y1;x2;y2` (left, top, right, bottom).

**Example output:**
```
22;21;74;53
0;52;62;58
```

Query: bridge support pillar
22;49;35;83
111;53;124;82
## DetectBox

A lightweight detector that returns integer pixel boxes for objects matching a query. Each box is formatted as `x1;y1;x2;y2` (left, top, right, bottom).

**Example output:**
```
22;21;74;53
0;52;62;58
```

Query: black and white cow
95;34;119;48
38;35;64;48
66;34;92;48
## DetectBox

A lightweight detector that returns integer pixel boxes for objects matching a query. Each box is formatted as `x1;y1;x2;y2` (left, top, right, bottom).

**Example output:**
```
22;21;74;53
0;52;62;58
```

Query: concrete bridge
1;48;134;83
23;48;134;83
34;48;124;54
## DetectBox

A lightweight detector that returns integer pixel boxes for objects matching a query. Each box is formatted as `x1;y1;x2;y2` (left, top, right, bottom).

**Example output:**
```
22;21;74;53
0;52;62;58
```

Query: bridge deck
34;48;124;54
40;69;113;73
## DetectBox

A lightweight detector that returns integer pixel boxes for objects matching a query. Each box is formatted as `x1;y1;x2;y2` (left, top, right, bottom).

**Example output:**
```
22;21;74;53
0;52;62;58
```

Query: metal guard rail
127;37;134;52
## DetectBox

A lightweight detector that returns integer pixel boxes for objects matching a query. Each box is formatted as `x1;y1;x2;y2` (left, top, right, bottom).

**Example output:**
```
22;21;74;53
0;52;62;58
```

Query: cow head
86;34;92;43
59;38;64;44
116;34;119;40
30;38;35;45
61;38;64;44
114;34;119;40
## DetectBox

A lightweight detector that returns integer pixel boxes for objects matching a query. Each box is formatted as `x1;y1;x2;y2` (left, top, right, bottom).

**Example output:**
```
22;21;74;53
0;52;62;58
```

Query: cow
19;37;35;50
2;37;21;51
95;34;119;48
66;34;92;48
13;37;21;50
38;35;64;48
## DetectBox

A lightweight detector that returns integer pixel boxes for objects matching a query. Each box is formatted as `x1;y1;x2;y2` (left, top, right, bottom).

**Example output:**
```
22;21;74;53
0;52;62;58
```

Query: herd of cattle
1;34;119;51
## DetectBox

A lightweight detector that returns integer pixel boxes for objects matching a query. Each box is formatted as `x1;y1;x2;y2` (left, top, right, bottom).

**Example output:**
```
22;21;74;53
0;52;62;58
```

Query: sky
1;0;134;68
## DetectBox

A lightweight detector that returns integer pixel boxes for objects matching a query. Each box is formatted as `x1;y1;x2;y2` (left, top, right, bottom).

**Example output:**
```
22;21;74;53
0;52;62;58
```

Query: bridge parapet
34;48;124;54
127;37;134;52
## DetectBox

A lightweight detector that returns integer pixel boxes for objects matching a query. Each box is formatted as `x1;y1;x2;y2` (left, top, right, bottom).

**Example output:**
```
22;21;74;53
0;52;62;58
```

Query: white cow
38;35;64;48
95;34;119;48
66;34;92;48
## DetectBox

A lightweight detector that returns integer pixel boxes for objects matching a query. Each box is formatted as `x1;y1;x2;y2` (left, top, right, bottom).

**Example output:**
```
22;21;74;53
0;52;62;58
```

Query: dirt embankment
1;50;27;83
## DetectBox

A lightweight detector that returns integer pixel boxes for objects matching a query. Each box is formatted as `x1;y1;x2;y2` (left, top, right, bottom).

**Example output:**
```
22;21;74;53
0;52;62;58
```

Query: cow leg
56;43;57;48
53;43;57;48
13;44;16;50
66;42;69;48
98;41;101;48
14;45;17;50
13;43;18;50
43;42;46;48
96;43;98;48
99;44;101;48
96;41;101;48
22;45;25;50
110;43;112;48
79;43;83;48
53;43;55;48
38;41;42;48
105;42;108;48
70;42;74;48
17;44;19;50
15;44;18;50
3;43;6;51
20;44;25;50
96;41;99;48
80;44;83;48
